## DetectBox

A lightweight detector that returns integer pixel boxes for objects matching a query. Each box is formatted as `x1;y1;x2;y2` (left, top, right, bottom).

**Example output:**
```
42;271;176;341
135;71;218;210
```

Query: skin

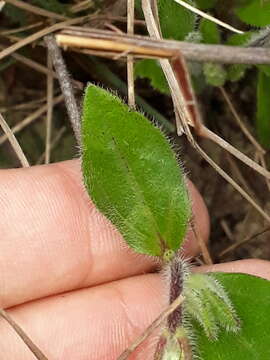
0;159;269;359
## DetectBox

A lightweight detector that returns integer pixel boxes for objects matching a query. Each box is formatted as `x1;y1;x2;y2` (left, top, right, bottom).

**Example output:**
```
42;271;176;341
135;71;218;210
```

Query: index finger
0;160;209;308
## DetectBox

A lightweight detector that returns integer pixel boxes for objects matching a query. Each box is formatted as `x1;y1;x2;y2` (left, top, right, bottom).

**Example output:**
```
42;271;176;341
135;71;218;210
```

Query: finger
1;259;269;360
195;259;270;280
182;180;210;257
0;274;163;360
0;160;209;308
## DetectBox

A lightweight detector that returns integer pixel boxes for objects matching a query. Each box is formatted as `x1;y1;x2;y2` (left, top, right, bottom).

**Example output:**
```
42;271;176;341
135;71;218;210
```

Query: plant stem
117;294;184;360
45;35;81;145
167;257;185;333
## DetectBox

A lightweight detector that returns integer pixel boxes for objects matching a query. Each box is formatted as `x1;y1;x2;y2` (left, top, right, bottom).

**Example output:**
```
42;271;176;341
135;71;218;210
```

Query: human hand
0;160;269;359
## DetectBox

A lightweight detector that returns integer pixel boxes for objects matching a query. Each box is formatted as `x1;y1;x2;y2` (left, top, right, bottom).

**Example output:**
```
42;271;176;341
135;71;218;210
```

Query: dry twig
117;295;185;360
127;0;135;108
0;112;29;167
0;309;48;360
37;126;66;165
219;87;265;154
220;226;270;257
0;15;90;61
45;35;81;145
0;21;44;36
56;27;270;64
45;50;54;164
4;0;67;20
0;95;64;145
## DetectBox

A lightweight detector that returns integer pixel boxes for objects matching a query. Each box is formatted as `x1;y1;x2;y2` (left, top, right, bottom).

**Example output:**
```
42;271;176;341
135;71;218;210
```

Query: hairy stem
167;257;184;333
44;35;81;145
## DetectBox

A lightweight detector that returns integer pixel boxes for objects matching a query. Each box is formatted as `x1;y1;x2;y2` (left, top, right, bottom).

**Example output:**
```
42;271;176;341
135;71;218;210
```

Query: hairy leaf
200;18;220;44
196;273;270;359
158;0;196;40
184;274;239;341
256;70;270;149
82;85;191;257
226;32;253;82
135;59;170;95
235;0;270;26
203;63;227;87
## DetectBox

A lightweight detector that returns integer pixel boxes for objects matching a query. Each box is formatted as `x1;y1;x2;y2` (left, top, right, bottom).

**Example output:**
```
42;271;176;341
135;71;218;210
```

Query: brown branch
0;44;83;90
0;21;44;35
44;35;81;145
56;27;270;64
127;0;135;108
220;226;270;257
37;126;66;165
45;50;54;164
219;87;265;154
199;126;270;180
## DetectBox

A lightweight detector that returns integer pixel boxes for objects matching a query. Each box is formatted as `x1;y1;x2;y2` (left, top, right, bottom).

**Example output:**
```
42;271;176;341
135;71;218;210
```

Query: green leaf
226;32;254;82
227;64;250;82
201;19;226;87
258;64;270;77
184;274;239;341
158;0;196;40
203;63;227;87
196;273;270;359
256;70;270;149
135;59;170;95
200;18;221;44
81;85;191;257
235;0;270;27
227;32;253;47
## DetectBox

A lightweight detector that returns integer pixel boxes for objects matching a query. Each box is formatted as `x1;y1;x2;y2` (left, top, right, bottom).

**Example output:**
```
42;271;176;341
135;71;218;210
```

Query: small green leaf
158;0;196;40
196;273;270;359
200;18;221;44
135;59;170;95
235;0;270;27
226;32;253;82
203;63;227;87
184;274;239;340
227;32;253;47
256;70;270;149
258;64;270;77
82;85;191;257
227;64;250;82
